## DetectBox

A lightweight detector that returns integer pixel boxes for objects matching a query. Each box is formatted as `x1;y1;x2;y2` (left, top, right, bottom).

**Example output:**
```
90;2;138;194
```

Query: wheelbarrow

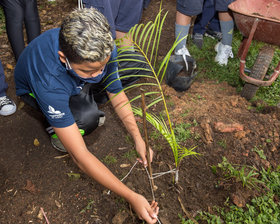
228;0;280;100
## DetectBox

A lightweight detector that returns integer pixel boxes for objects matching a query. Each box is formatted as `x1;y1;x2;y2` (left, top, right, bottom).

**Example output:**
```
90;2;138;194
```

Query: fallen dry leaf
6;64;13;70
33;138;40;147
120;164;130;168
24;180;37;194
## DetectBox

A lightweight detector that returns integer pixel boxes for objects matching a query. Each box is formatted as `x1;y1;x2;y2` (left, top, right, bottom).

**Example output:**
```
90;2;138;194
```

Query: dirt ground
0;0;280;223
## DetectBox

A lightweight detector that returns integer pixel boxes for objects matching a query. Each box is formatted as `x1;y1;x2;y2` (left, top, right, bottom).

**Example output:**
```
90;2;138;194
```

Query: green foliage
180;168;280;224
217;157;263;189
66;172;81;180
217;139;227;149
79;200;94;214
0;8;6;35
174;123;192;143
260;167;280;197
103;155;117;165
251;146;266;160
123;149;138;161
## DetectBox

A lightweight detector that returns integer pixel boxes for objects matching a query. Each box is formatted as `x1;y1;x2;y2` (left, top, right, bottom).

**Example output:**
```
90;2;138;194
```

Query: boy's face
58;51;110;78
69;55;110;78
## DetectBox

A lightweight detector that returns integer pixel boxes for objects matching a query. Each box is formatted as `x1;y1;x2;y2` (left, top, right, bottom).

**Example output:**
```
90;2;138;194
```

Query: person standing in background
0;58;16;116
0;0;41;61
175;0;234;66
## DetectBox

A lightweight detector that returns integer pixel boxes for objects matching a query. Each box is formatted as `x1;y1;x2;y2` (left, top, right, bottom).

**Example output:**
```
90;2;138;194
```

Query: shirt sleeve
32;78;75;128
102;47;123;94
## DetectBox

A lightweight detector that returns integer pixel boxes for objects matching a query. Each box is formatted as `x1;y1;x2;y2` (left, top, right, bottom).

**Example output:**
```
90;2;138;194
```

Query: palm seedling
104;4;198;184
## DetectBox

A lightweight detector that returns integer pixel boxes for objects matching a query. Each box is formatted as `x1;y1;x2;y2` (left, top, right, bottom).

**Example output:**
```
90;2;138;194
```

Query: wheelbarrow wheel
241;46;275;100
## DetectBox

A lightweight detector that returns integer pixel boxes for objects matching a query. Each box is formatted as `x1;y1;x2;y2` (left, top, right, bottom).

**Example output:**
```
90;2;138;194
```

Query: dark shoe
205;29;222;40
193;33;204;49
51;135;67;153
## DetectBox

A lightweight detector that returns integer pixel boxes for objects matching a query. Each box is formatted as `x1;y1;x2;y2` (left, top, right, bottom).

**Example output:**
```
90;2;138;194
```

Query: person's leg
20;84;105;152
214;0;234;66
193;0;215;35
115;0;144;48
0;0;25;61
175;0;203;54
83;0;119;39
0;60;8;98
23;0;41;43
0;59;16;116
219;12;234;46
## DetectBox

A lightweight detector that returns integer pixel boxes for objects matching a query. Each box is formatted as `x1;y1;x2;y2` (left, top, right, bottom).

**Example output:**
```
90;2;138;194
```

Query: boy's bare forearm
108;91;143;143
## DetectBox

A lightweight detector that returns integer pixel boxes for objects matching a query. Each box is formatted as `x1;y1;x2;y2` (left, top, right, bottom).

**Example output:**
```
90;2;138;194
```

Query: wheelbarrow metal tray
229;0;280;46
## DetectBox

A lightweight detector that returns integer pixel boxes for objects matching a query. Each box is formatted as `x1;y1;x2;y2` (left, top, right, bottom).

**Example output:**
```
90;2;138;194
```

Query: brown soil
0;0;280;223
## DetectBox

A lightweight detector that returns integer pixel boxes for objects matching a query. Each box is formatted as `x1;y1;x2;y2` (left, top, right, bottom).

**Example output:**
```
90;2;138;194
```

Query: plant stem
141;89;155;190
175;167;179;184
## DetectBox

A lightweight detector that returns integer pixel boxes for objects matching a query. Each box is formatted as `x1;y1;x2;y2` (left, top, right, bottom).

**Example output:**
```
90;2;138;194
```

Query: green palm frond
111;3;197;171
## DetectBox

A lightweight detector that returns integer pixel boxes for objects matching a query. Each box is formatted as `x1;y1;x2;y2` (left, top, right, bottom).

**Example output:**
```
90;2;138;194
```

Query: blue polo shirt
15;28;122;128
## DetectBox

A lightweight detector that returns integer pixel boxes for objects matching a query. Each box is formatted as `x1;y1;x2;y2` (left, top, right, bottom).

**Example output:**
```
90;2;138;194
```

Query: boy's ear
58;51;67;63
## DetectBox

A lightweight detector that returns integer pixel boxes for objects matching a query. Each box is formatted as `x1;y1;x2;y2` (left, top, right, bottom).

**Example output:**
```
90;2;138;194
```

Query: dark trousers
0;59;8;97
0;0;41;61
193;0;220;35
20;83;106;136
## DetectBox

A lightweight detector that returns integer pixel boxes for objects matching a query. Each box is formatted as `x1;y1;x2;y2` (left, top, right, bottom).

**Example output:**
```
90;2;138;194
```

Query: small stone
37;210;44;220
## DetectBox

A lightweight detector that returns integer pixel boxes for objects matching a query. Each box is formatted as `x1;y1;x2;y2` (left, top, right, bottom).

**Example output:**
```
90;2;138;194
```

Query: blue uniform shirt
15;28;122;128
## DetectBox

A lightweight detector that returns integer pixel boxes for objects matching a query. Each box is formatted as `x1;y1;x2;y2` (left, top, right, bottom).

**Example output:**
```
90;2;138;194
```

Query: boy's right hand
129;193;159;224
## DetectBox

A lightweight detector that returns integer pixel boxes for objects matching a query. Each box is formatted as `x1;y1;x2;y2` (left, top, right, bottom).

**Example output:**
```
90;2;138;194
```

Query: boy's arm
108;91;153;166
53;124;158;223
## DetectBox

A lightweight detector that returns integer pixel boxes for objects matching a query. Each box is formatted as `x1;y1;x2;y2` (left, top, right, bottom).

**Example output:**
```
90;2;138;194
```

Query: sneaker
0;96;16;116
214;42;234;66
193;33;204;49
205;29;223;40
51;135;67;153
175;45;192;71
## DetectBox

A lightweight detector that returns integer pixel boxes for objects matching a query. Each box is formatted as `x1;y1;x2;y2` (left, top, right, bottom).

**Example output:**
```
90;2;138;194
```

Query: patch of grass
180;109;190;118
189;30;280;106
80;200;94;214
174;123;192;143
123;149;138;161
0;8;6;35
150;130;162;141
217;157;263;189
217;139;227;149
103;155;117;165
180;167;280;224
251;145;266;160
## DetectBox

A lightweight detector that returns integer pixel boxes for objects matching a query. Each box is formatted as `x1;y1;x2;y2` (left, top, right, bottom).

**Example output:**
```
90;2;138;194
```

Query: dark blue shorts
176;0;234;16
83;0;145;39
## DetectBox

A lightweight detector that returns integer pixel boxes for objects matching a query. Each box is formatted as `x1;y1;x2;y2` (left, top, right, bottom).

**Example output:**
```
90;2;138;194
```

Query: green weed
217;140;227;149
174;123;192;143
103;155;117;165
123;149;138;161
251;146;266;160
180;168;280;224
217;157;263;189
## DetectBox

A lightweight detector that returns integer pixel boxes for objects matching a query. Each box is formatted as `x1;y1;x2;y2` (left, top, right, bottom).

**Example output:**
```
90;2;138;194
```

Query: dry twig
178;196;198;224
